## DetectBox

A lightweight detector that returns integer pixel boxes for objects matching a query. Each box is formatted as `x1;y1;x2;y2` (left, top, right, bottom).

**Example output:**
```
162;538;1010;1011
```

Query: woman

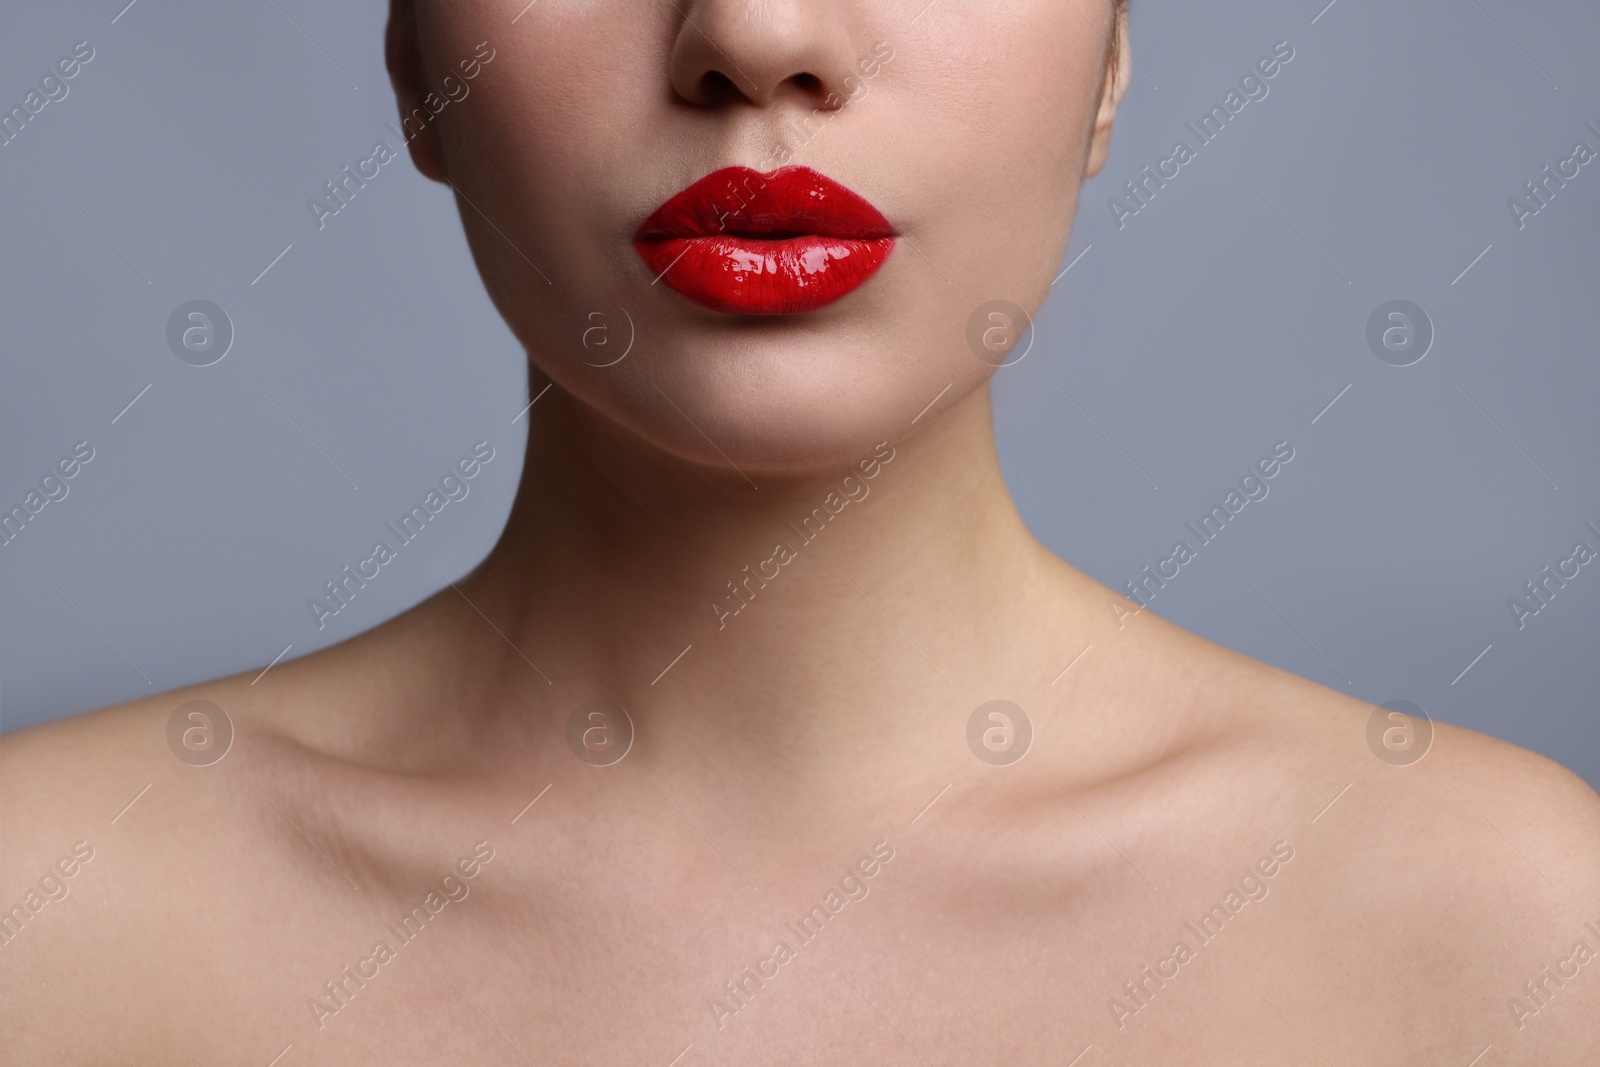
4;1;1597;1062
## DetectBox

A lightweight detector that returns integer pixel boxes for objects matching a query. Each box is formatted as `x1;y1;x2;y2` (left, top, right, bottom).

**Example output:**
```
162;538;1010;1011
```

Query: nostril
698;69;738;101
791;72;821;93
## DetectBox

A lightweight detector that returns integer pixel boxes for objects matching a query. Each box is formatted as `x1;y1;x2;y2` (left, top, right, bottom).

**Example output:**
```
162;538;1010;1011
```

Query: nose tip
668;1;858;109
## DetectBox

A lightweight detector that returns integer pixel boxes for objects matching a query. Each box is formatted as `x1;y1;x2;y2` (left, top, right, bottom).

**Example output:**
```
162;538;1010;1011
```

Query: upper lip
635;165;896;242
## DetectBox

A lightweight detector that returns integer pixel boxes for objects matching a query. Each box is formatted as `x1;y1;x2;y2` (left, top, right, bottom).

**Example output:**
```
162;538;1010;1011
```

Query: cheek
912;6;1103;280
416;0;1111;473
431;8;671;284
431;4;668;180
888;7;1099;393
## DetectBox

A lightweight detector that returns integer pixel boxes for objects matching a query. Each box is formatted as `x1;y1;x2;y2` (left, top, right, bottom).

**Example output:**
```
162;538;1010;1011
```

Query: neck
449;376;1094;786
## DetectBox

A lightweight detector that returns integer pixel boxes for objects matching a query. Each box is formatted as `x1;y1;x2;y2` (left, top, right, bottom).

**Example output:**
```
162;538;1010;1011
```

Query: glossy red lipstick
634;165;896;315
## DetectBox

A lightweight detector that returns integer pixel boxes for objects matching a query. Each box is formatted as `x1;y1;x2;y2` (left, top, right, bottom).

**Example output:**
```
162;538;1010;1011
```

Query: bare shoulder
0;625;410;900
0;655;366;1061
1125;612;1600;868
1175;627;1600;1060
1;684;188;871
1234;645;1600;891
0;608;517;1063
0;670;276;909
1;667;273;839
0;684;214;1056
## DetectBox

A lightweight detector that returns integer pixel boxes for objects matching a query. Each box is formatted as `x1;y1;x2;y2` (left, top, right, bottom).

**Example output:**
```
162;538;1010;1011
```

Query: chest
87;776;1455;1066
154;840;1352;1066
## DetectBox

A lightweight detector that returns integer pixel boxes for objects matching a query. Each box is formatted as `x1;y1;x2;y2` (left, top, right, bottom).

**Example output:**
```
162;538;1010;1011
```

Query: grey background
2;1;1596;787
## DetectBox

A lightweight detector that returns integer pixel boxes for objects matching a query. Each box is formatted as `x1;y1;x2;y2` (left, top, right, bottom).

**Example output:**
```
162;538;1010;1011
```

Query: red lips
634;165;896;316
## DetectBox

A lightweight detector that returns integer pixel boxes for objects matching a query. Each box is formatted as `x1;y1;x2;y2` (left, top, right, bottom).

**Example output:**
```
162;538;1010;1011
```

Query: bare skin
5;386;1599;1065
5;1;1600;1063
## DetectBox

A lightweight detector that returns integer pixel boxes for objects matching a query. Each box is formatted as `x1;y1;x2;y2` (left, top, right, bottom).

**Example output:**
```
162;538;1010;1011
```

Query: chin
546;318;977;477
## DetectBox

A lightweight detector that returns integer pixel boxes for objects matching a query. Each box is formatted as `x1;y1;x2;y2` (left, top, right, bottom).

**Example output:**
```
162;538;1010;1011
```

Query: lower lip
634;234;896;316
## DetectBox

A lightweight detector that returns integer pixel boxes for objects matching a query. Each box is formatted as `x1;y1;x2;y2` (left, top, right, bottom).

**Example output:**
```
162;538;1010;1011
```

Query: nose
668;0;860;109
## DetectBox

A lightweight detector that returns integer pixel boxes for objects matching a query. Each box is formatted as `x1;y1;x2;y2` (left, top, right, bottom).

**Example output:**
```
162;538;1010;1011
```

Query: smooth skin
4;1;1599;1063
